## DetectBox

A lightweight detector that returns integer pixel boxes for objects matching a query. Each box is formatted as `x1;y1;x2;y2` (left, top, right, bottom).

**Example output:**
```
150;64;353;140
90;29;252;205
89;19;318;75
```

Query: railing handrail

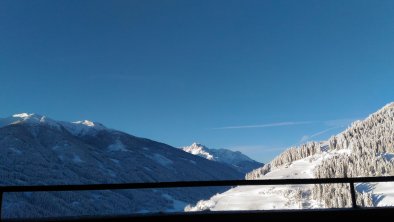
1;176;394;192
1;176;394;221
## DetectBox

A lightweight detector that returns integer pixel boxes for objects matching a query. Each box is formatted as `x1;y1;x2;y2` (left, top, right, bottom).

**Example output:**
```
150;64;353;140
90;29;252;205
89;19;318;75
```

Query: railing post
0;191;3;222
349;182;357;208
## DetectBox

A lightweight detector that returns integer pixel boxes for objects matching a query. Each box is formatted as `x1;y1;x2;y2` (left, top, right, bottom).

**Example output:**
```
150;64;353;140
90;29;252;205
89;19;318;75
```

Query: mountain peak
182;143;214;160
74;120;94;126
12;113;44;120
64;119;107;136
182;143;262;174
4;113;56;126
12;113;32;118
73;120;101;128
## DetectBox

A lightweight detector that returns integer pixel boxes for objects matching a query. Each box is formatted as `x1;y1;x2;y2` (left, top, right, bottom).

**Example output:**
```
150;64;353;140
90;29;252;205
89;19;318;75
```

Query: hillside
186;103;394;211
0;113;242;219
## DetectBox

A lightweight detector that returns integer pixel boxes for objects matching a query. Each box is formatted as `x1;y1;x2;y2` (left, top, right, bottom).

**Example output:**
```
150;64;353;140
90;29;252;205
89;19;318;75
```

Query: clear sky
1;0;394;163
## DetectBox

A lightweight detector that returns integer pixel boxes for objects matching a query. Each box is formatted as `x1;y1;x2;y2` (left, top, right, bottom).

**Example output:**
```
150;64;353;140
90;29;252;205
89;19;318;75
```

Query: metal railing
1;176;394;221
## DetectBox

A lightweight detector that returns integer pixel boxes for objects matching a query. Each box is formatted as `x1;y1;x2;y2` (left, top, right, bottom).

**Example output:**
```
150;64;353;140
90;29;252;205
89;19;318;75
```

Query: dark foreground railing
1;176;394;221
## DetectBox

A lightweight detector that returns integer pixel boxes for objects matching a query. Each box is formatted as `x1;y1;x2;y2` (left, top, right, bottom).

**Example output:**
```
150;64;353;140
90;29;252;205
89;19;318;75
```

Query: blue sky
1;0;394;162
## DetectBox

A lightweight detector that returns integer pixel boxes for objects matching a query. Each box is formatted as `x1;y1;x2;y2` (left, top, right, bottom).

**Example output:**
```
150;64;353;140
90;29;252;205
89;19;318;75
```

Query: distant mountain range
186;103;394;211
182;143;262;174
0;113;258;219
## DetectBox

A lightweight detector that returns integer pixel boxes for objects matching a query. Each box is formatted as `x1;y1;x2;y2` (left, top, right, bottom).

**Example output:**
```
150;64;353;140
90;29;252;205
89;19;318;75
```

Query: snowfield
372;182;394;207
186;147;394;211
186;150;334;211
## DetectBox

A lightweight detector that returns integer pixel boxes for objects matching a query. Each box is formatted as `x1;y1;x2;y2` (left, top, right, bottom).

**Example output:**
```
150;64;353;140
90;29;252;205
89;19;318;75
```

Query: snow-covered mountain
182;143;263;174
0;113;107;136
0;113;243;219
186;103;394;211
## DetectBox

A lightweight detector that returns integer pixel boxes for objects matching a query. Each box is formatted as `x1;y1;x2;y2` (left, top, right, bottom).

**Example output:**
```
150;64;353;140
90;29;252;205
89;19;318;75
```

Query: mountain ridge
0;113;108;136
0;113;243;219
182;143;263;174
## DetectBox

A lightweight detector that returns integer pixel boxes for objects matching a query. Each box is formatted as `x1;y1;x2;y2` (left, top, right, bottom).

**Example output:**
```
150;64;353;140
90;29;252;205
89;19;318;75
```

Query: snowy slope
187;103;394;211
186;148;348;211
0;113;243;219
182;143;263;174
